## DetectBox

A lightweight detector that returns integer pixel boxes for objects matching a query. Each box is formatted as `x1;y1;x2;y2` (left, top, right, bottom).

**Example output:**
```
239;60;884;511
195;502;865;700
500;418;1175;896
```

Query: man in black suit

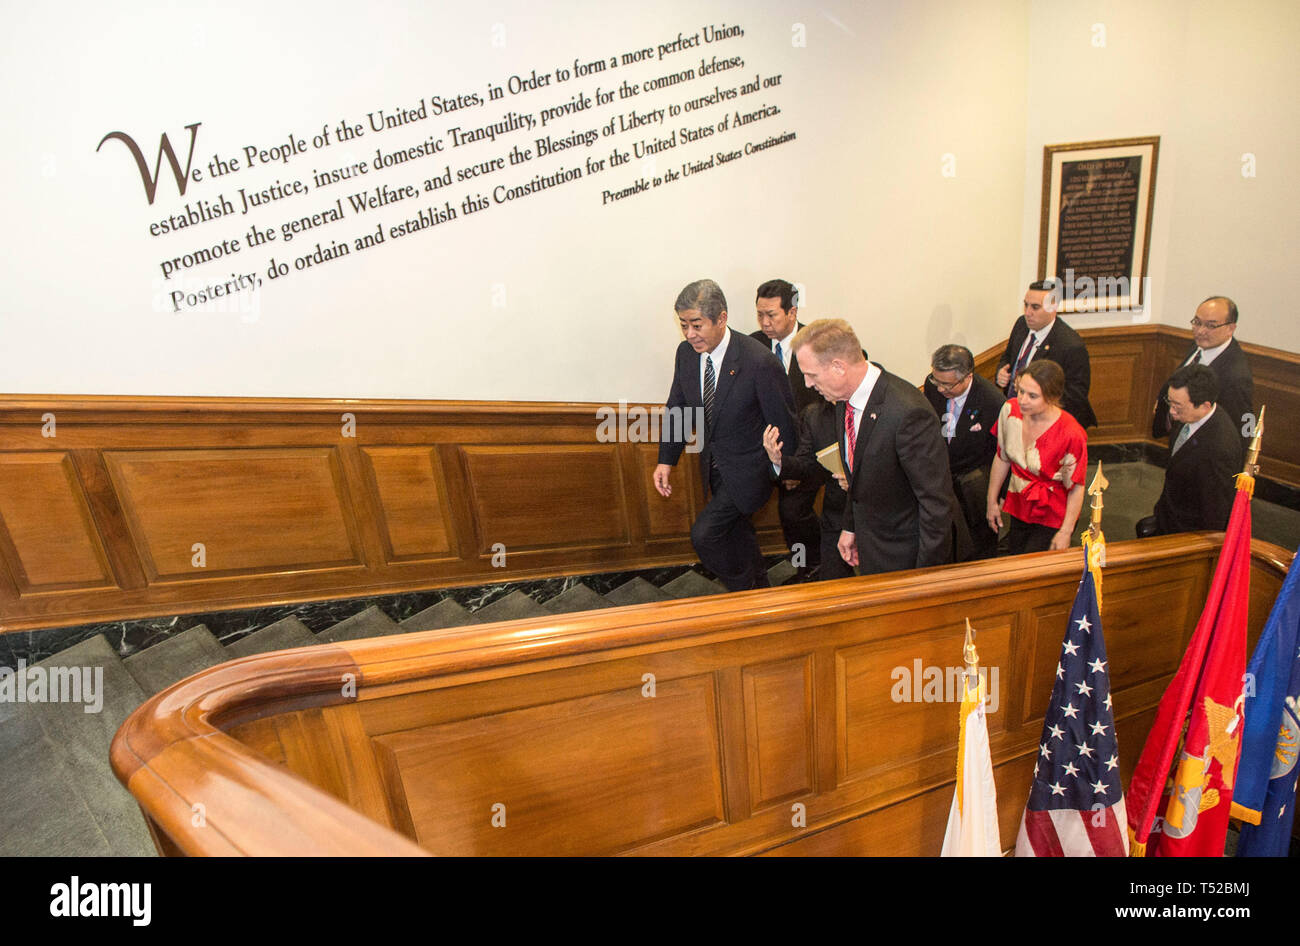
767;319;956;577
995;279;1097;428
762;400;855;581
923;344;1004;560
654;279;796;590
1137;365;1243;537
1151;296;1253;446
750;278;819;581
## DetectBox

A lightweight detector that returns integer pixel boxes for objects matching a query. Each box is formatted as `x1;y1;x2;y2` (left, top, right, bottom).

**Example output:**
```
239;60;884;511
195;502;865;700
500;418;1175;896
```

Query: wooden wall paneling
0;451;115;593
357;445;459;565
370;674;727;856
103;447;366;583
333;441;393;573
741;655;816;812
835;613;1014;791
459;443;632;559
1085;335;1150;439
67;449;147;591
714;666;754;822
636;441;698;545
1252;348;1300;484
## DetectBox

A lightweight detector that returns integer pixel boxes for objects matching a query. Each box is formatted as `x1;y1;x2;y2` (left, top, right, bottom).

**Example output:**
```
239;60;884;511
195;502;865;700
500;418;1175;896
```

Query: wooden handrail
111;534;1293;856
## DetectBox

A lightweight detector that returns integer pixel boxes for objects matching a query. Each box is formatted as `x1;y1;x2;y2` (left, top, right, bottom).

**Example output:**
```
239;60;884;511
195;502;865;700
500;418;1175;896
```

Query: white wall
0;0;1029;400
1018;0;1300;352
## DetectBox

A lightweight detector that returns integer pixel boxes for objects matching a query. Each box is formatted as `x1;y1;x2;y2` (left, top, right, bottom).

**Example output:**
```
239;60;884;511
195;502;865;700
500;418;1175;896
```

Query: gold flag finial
963;618;979;671
1086;461;1109;535
1243;404;1265;476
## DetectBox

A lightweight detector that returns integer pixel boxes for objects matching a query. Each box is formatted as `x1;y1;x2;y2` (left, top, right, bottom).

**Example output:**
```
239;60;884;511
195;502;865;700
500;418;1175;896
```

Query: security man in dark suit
1137;364;1243;537
654;279;797;590
995;279;1097;428
1151;296;1254;447
750;279;826;581
923;344;1004;559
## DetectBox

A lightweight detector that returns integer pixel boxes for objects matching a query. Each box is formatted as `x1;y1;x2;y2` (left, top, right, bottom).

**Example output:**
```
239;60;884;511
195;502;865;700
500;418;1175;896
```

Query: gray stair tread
767;560;797;586
316;606;403;643
224;616;315;658
474;590;549;623
400;598;481;632
0;734;113;856
28;634;155;856
661;571;727;599
124;625;227;696
543;583;616;614
605;577;672;606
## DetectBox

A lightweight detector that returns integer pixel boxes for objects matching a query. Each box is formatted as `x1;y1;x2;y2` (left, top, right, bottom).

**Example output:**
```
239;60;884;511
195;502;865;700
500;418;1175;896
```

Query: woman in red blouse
985;359;1087;554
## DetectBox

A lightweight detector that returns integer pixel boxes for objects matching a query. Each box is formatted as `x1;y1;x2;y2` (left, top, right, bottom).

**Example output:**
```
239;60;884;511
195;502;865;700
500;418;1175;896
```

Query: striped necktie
703;355;716;431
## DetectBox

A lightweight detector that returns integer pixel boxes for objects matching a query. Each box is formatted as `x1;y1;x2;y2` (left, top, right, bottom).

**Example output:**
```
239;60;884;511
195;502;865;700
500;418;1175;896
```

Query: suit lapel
712;329;742;416
853;374;888;472
1038;320;1059;358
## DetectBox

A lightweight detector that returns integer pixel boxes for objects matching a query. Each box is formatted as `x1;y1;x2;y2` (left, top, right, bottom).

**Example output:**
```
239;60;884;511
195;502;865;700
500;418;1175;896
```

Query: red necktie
845;403;857;472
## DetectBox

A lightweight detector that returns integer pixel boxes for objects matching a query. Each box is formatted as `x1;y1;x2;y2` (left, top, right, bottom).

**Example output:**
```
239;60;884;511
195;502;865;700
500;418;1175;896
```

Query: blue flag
1235;543;1300;857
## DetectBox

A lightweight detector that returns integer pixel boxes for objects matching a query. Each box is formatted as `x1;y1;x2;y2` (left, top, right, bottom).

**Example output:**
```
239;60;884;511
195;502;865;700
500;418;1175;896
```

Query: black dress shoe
1135;515;1159;538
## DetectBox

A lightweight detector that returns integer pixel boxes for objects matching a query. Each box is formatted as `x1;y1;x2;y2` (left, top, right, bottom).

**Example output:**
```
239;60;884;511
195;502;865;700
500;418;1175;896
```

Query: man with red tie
766;319;957;577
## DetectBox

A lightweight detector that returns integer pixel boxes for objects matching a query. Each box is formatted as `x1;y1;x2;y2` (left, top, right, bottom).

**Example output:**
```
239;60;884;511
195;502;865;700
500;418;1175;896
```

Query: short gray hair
674;279;728;323
931;344;974;375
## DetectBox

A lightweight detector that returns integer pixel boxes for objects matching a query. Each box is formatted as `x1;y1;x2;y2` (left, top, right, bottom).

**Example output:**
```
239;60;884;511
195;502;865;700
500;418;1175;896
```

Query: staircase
0;562;794;857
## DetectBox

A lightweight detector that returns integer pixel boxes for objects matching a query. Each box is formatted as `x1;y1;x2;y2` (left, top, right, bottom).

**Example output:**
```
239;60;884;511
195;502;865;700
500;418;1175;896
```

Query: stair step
543;583;616;614
224;616;315;658
661;571;727;599
24;634;155;856
400;598;481;632
315;606;403;644
474;590;549;623
767;560;797;586
605;577;673;606
125;625;227;696
0;733;113;856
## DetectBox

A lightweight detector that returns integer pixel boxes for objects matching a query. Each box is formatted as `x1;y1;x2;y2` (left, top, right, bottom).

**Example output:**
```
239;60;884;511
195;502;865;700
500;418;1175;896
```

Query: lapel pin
870;412;877;420
729;369;736;376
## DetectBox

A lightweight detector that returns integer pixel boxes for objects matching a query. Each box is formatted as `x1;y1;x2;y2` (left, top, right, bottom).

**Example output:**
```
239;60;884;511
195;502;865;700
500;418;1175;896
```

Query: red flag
1126;487;1251;856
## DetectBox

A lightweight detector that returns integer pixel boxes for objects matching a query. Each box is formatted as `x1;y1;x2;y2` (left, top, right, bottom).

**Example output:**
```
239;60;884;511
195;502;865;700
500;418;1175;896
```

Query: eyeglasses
927;373;970;392
1190;318;1232;330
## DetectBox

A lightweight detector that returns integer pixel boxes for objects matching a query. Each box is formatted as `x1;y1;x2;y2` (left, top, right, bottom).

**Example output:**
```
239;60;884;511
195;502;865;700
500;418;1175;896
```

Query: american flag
1015;564;1129;855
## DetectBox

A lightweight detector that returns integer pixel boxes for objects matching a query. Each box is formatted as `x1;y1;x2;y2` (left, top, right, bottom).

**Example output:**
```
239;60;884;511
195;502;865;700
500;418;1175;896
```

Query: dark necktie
1188;349;1202;366
1008;334;1037;395
703;356;716;431
774;341;783;367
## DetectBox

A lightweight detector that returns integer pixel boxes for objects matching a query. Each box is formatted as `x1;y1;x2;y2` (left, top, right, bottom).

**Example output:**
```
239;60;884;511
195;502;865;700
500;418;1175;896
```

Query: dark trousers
1006;516;1057;555
953;467;998;560
777;478;822;570
692;470;770;591
817;510;855;580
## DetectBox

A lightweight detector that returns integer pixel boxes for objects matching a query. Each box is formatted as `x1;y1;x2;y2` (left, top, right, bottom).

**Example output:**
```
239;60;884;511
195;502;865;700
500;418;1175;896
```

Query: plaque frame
1038;135;1160;313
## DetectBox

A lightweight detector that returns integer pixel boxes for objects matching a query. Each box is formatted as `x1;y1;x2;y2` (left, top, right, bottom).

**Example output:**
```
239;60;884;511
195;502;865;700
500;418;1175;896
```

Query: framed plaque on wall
1038;135;1159;313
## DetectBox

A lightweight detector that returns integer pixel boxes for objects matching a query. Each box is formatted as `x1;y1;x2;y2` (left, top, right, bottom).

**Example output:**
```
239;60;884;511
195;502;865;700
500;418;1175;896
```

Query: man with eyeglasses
923;345;1004;559
1151;296;1253;445
1137;364;1243;538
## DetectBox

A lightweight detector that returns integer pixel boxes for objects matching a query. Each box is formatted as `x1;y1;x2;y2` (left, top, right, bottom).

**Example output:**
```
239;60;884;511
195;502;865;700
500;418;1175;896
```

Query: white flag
941;671;1002;856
